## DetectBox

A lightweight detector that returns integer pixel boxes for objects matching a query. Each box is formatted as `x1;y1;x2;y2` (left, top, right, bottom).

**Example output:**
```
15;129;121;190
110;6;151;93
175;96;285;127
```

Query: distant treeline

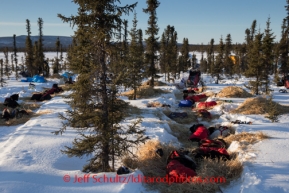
0;46;69;52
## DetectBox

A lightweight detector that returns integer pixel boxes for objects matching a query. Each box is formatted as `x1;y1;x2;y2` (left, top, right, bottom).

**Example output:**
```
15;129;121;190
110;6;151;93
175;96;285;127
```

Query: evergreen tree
273;43;280;83
245;28;251;45
3;47;10;79
180;38;190;70
159;33;167;76
143;0;160;87
159;26;170;81
279;18;288;75
213;36;224;83
199;43;208;73
55;0;146;172
123;20;128;49
25;19;34;76
250;20;257;41
286;0;289;27
171;30;178;78
207;38;215;74
137;29;144;55
109;20;127;78
121;19;129;74
261;17;275;94
11;54;14;72
0;59;5;87
21;56;25;72
236;43;247;75
245;32;264;95
32;41;40;74
53;37;61;74
191;53;197;69
65;38;77;72
244;20;257;73
37;18;46;76
60;44;64;69
126;13;144;100
224;34;234;77
158;25;178;80
13;34;19;80
166;26;178;79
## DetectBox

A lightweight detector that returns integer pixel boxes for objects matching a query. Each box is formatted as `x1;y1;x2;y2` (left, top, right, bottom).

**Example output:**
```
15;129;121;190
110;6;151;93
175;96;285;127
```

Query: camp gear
168;112;188;119
179;100;194;107
117;166;130;175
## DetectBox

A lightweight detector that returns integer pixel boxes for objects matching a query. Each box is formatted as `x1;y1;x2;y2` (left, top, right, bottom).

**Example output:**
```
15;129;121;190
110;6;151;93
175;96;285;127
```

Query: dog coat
189;125;209;142
166;150;197;183
194;147;230;160
196;101;217;109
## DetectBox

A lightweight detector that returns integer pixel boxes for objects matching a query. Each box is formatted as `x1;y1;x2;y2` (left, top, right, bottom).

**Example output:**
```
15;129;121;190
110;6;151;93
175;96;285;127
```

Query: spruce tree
53;37;61;74
250;20;257;41
261;17;275;94
21;56;25;72
11;54;14;72
159;26;170;81
171;30;178;78
199;43;208;73
213;36;224;83
32;41;40;74
159;33;167;76
178;38;190;75
55;0;146;172
236;43;247;75
244;20;257;73
224;34;234;77
273;43;280;83
25;19;34;76
191;54;197;69
180;38;190;70
245;32;264;95
126;13;144;100
109;20;127;78
37;18;46;76
13;34;19;80
143;0;160;87
207;38;215;74
60;44;63;69
3;47;10;79
279;18;288;75
286;0;289;28
158;25;178;80
0;59;5;87
137;29;144;56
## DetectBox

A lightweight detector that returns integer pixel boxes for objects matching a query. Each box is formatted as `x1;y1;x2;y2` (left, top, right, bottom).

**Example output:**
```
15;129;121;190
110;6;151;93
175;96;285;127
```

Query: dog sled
185;69;203;88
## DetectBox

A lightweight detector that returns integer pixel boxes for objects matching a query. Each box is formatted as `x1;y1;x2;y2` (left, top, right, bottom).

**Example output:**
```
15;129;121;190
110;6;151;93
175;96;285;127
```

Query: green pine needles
54;0;147;173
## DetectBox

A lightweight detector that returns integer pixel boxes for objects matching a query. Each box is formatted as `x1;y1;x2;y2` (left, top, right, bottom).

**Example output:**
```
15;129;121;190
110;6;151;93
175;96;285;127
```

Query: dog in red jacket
189;124;209;142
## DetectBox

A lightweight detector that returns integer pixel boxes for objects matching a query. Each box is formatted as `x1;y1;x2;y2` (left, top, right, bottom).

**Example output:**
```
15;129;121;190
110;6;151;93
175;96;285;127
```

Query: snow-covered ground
0;52;289;193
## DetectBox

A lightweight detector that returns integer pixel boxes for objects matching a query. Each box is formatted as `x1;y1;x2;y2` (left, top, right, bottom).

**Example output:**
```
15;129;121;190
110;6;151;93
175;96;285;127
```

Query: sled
185;69;202;88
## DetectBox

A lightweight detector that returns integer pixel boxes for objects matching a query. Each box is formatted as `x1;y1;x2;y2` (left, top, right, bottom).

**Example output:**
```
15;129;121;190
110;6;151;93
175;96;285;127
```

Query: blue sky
0;0;287;44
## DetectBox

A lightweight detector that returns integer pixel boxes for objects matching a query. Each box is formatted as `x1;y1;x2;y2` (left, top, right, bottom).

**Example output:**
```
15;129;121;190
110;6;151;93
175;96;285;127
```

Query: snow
0;52;289;193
